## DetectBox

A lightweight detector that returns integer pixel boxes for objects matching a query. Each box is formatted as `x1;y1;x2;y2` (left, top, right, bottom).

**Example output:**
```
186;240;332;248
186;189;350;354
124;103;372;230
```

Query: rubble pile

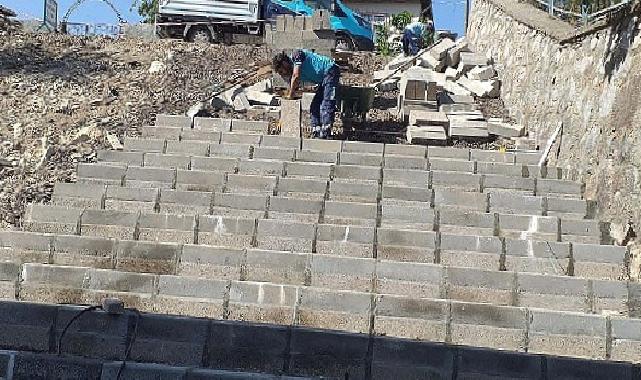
0;5;20;33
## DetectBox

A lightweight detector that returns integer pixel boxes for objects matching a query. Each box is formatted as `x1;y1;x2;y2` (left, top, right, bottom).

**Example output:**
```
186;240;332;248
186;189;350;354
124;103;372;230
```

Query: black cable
57;305;101;355
116;308;141;380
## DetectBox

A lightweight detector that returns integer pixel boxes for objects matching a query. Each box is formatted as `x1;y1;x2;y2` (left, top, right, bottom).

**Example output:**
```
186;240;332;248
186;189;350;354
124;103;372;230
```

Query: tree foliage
391;11;412;31
132;0;159;23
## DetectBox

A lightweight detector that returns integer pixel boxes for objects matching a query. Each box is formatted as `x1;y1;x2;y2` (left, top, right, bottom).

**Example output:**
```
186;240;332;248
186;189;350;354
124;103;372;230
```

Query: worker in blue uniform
402;18;435;56
272;49;341;139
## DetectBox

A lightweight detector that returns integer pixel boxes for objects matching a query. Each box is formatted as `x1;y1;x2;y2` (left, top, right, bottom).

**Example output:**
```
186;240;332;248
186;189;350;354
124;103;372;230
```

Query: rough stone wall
468;0;641;277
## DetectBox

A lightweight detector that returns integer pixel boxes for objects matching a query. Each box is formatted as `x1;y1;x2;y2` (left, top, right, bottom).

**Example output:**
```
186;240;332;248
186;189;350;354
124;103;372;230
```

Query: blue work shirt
291;49;336;84
405;21;427;39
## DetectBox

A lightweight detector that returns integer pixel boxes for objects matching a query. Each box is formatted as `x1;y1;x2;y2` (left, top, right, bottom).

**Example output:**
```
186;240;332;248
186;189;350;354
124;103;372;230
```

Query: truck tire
335;33;355;52
186;27;212;43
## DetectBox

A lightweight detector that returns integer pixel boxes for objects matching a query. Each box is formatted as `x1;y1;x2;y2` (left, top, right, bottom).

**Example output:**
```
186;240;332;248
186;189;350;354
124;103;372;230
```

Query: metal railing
529;0;631;25
60;21;123;37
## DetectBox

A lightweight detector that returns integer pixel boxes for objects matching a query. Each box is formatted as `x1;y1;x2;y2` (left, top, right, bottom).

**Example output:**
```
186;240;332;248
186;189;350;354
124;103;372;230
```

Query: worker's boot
311;125;321;139
320;124;332;139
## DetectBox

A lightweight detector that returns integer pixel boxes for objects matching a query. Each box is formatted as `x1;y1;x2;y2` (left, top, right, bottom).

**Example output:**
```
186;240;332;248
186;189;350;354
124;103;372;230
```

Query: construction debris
0;5;20;33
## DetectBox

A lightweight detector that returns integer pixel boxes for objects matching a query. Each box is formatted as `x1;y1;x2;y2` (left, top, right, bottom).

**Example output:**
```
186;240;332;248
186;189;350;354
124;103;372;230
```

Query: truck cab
266;0;374;51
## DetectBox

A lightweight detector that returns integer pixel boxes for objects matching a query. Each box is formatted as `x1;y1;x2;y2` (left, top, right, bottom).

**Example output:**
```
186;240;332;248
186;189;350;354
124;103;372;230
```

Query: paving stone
434;189;487;212
498;214;559;241
191;156;239;172
428;157;475;173
377;228;437;263
610;317;641;362
115;240;181;275
221;132;262;145
209;143;252;158
179;245;244;280
504;239;571;275
445;267;515;306
212;193;268;219
260;135;301;149
311;254;375;292
295;149;339;164
124;166;174;189
302;139;342;152
516;273;588;312
23;204;83;235
52;183;105;209
238;159;285;176
383;155;428;170
77;163;126;186
427;146;470;160
256;219;315;252
181;129;222;143
285;161;333;179
450;301;527;351
104;186;157;212
383;169;429;187
198;215;256;248
328;180;378;203
231;120;269;134
323;201;377;226
374;294;447;341
382;185;432;203
384;144;426;157
440;234;503;270
297;287;372;334
158;189;212;214
315;224;375;258
489;192;544;215
380;200;434;230
438;209;495;236
431;170;482;192
194;117;231;131
155;276;227;318
225;174;277;195
339;152;383;167
528;309;607;359
227;280;299;325
124;138;165;153
98;150;144;166
0;231;52;264
138;213;195;244
536;178;584;198
176;170;226;192
252;147;296;161
370;337;455;380
80;209;138;240
156;114;192;128
267;196;322;223
52;235;115;268
166;140;210;157
275;177;327;200
572;243;628;280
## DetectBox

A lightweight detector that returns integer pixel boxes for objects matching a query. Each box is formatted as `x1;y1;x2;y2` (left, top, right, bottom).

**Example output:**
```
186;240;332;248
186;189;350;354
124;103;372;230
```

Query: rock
457;76;501;98
487;118;525;137
148;60;166;74
468;66;496;81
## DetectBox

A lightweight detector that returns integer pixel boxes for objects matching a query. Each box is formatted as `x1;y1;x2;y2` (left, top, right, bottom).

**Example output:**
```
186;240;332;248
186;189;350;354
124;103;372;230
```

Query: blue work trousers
310;65;340;132
402;29;421;56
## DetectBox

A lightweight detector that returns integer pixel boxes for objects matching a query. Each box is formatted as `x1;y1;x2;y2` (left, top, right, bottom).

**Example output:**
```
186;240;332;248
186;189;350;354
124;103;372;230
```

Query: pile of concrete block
265;10;335;57
406;110;449;143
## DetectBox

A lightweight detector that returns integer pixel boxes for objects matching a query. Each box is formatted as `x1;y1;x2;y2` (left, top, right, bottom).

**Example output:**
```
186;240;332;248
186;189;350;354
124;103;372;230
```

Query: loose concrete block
382;185;431;203
383;169;429;187
156;114;191;129
383;155;428;170
194;117;232;131
142;126;181;140
285;161;333;178
165;140;210;157
516;273;588;312
374;294;448;341
316;224;374;258
438;209;496;236
504;239;571;275
244;249;308;285
115;240;180;275
572;244;627;280
158;189;212;214
276;177;327;200
295;149;339;164
0;231;52;264
536;178;584;198
52;183;105;209
138;213;195;244
80;209;138;240
209;143;252;159
178;245;244;280
323;201;377;226
228;281;299;325
104;186;157;212
98;150;144;166
256;219;315;252
476;161;526;177
212;193;268;219
528;310;607;359
280;99;302;137
221;132;262;145
252;147;296;161
591;279;628;314
260;135;301;149
333;164;381;182
155;276;227;318
124;166;174;189
489;192;544;215
384;144;426;157
377;228;437;263
191;156;238;172
311;254;375;292
328;180;378;203
297;287;372;333
77;163;125;186
483;174;535;194
339;152;383;167
450;301;527;351
428;157;475;173
376;261;442;299
610;318;641;362
238;159;285;176
427;146;470;160
225;174;277;195
434;189;488;212
181;129;221;143
268;196;322;223
431;170;482;192
231;120;269;134
342;141;384;154
198;215;256;248
302;139;342;152
23;204;82;235
124;138;165;153
381;200;434;230
445;267;515;306
440;234;502;270
52;235;114;268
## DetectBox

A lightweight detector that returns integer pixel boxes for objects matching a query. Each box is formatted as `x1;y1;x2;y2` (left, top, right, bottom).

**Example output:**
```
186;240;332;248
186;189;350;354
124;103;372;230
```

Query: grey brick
191;156;238;172
376;261;442;299
52;183;105;209
295;149;339;163
276;177;327;200
470;150;515;164
610;318;641;362
384;144;426;157
245;249;308;285
431;170;481;192
427;146;470;160
212;193;268;216
381;200;434;229
260;135;301;148
324;201;377;226
476;161;526;177
0;230;52;263
329;180;378;203
124;138;165;153
77;163;125;185
334;165;381;182
181;129;221;143
230;120;269;134
142;126;181;140
268;196;322;222
342;141;384;154
515;152;543;165
194;117;231;131
52;235;115;268
440;234;502;270
227;280;299;325
252;147;296;161
80;209;138;240
125;166;174;188
311;254;375;292
302;139;342;152
221;132;262;145
434;189;487;211
179;245;244;280
209;143;252;158
438;209;495;236
285;161;333;178
374;294;448;341
560;219;605;237
517;273;588;312
238;159;285;176
88;267;156;293
176;170;226;192
156;275;227;317
339;152;383;167
158;189;212;214
546;196;593;218
504;239;570;275
446;267;515;305
382;185;431;203
225;174;277;195
499;214;558;235
23;204;82;235
156;114;191;128
489;192;544;215
256;219;315;252
377;228;437;263
98;150;143;166
383;155;428;170
383;169;429;187
591;279;628;314
483;174;535;193
297;287;372;333
572;243;627;280
316;224;374;258
138;213;195;244
166;140;209;157
198;215;255;248
104;186;157;212
115;240;180;274
428;157;475;173
536;178;584;197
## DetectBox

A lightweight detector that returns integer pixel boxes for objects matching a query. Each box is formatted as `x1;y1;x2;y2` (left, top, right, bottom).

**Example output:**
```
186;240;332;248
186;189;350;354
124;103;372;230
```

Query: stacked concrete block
52;183;105;210
228;280;299;325
253;146;296;161
77;163;126;186
315;224;374;258
536;178;584;199
158;189;212;214
376;262;442;300
115;240;180;275
382;184;432;204
23;204;82;235
98;150;144;166
377;228;438;263
280;99;301;138
124;138;165;153
143;153;191;170
191;156;238;172
178;245;244;280
137;213;195;244
431;170;482;192
498;214;559;241
256;219;315;252
438;209;495;236
244;249;308;285
433;189;488;212
340;152;384;167
489;192;545;215
428;157;475;172
380;200;434;230
0;231;52;264
374;295;448;341
610;318;641;362
142;126;182;140
124;166;174;189
311;254;375;292
155;114;192;129
51;234;115;268
559;219;605;244
427;146;470;160
483;174;535;195
547;196;595;219
383;169;429;188
268;196;322;223
225;174;277;195
450;302;527;351
193;117;232;131
407;110;450;143
79;209;138;240
276;177;328;200
238;159;285;176
516;273;589;312
221;132;262;146
20;264;90;305
323;200;377;226
270;12;335;57
198;215;255;248
104;186;157;212
503;239;571;275
155;276;227;318
295;150;339;164
166;140;210;157
209;143;252;159
297;287;372;334
328;180;378;203
440;234;503;271
572;244;628;280
445;266;515;306
211;193;268;219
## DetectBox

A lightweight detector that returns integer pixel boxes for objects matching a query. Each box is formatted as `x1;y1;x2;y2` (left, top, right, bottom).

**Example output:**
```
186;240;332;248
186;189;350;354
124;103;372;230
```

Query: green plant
375;24;391;56
391;11;412;31
131;0;159;23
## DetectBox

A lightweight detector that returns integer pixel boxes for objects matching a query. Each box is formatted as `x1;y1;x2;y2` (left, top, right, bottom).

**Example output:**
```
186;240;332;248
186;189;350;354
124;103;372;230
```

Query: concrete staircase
2;114;640;367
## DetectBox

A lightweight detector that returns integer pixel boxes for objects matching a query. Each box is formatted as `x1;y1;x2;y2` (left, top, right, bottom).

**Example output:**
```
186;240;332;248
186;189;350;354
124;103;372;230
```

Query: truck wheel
187;27;212;43
335;34;355;52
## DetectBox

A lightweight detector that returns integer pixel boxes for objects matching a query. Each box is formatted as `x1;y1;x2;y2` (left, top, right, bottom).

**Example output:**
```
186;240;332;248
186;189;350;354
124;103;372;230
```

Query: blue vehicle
156;0;374;51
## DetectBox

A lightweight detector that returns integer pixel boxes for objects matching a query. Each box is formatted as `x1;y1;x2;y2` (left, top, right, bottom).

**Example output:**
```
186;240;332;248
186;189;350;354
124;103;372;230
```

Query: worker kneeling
273;49;341;139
